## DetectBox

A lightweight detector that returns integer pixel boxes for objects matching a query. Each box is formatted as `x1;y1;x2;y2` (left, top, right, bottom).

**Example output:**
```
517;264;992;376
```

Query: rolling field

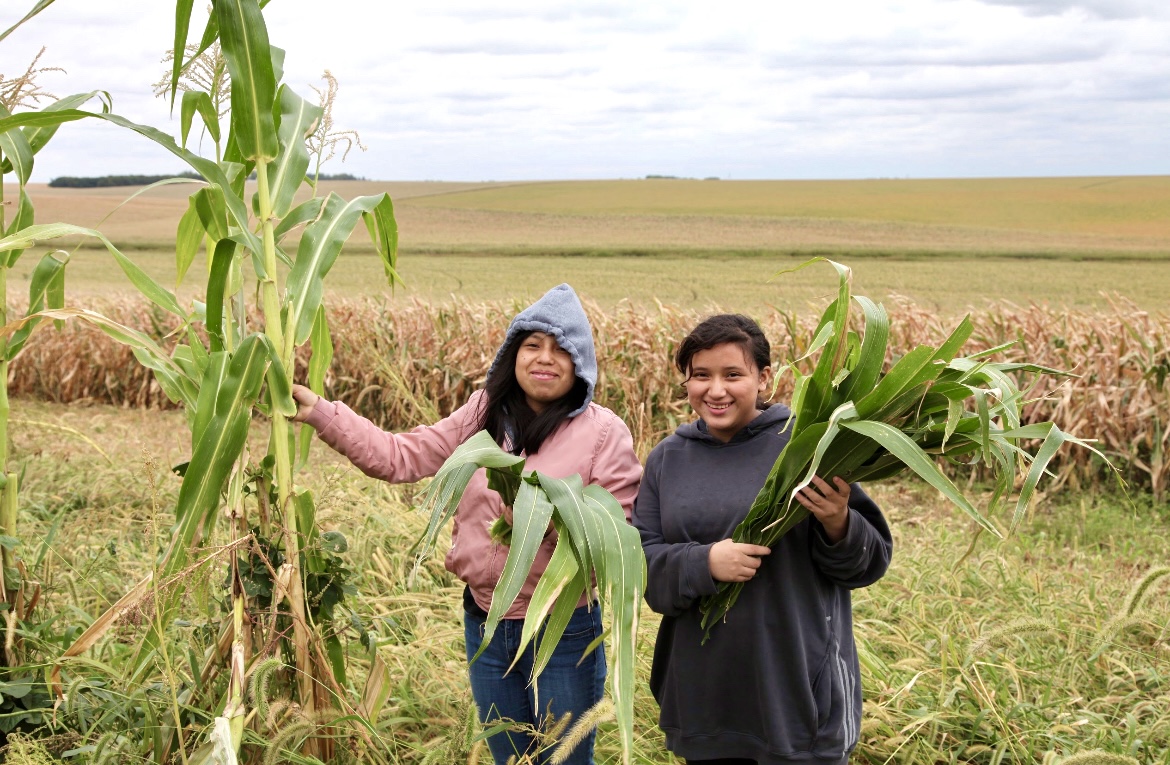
10;176;1170;312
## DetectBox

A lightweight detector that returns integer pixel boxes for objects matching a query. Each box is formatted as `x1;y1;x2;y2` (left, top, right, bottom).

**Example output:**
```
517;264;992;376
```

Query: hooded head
487;283;597;418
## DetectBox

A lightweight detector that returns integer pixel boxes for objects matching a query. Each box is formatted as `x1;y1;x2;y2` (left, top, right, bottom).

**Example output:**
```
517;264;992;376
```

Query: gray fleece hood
487;283;597;417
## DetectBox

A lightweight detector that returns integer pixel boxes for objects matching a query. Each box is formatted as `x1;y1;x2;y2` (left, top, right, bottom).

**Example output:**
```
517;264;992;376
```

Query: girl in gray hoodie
293;284;641;765
634;314;892;765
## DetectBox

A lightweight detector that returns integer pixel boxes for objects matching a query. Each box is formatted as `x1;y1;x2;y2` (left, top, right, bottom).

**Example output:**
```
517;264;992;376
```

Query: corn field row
11;295;1168;498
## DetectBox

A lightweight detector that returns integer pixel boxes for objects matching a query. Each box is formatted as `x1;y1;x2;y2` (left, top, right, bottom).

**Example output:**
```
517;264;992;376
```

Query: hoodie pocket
810;637;853;755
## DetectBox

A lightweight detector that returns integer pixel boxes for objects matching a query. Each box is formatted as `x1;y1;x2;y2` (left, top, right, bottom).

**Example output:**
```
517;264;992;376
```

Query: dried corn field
10;296;1168;500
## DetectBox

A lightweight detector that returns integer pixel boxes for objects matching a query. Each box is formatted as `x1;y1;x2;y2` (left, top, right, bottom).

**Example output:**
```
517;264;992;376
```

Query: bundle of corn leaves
699;259;1104;638
414;432;645;765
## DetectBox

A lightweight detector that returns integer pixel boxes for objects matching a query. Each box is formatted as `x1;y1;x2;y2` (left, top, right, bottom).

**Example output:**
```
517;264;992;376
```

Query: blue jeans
464;603;606;765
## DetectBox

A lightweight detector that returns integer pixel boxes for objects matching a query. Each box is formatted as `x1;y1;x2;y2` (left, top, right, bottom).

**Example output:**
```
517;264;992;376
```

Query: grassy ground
9;402;1170;764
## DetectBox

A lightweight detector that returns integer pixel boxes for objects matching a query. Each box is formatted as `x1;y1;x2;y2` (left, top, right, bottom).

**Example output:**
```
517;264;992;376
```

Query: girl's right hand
708;539;771;582
291;384;319;423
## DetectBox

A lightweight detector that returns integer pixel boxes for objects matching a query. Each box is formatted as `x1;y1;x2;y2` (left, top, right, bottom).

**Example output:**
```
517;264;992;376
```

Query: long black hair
476;332;589;455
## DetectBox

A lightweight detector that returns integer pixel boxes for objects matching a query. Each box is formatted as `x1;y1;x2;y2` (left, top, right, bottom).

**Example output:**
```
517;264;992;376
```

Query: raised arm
298;386;484;484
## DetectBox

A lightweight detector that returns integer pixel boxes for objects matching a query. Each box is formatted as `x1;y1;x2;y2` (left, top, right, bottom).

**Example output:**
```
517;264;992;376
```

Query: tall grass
6;403;1169;763
10;296;1168;496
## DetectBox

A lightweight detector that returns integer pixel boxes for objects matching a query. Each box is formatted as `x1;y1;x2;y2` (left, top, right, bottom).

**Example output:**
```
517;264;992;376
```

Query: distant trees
49;171;365;187
48;172;201;187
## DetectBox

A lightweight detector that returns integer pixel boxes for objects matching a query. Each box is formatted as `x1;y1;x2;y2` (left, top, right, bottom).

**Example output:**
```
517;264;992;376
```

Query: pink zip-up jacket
304;390;642;619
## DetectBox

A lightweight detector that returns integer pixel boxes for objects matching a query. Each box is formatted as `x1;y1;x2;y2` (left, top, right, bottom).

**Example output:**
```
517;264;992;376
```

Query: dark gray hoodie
634;404;892;763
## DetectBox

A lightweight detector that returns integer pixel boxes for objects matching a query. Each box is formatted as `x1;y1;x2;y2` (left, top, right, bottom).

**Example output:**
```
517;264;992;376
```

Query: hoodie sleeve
634;447;719;617
303;391;484;483
809;482;892;589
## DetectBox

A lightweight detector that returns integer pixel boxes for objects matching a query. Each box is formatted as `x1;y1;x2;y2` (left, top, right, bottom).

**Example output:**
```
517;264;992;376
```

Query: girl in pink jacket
292;284;642;765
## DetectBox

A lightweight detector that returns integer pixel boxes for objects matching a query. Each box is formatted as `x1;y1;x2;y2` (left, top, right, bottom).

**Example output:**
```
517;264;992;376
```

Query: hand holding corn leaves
699;259;1105;639
413;433;645;765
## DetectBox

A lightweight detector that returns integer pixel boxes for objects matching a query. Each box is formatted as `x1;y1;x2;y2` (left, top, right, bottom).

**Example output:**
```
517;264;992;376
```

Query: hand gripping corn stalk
698;259;1108;640
415;431;646;765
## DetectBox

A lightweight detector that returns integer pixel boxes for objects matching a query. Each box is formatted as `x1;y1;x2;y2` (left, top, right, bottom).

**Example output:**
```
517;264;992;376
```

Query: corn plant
417;430;646;765
2;0;396;760
0;27;116;686
698;259;1107;638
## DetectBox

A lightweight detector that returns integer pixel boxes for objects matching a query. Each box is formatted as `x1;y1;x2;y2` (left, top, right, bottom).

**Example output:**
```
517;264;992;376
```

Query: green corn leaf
307;306;332;395
0;0;59;44
191;352;229;447
175;197;204;287
841;419;999;536
324;634;347;687
1003;423;1110;532
5;308;197;410
419;435;645;764
0;109;89;135
87;111;260;252
264;343;297;420
193;186;230;242
216;0;278;162
472;481;556;664
161;334;272;573
517;529;585;675
361;194;401;286
172;344;205;388
837;296;889;404
0;222;185;319
205;239;236;352
6;251;67;359
180;90;221;148
0;91;109;177
169;0;196;105
413;431;525;575
3;187;34;267
273;197;325;244
295;490;322;571
267;86;322;218
774;402;861;533
969;386;995;466
854;345;936;419
536;473;597;585
581;484;644;764
0;103;35;185
298;306;333;468
285;193;398;347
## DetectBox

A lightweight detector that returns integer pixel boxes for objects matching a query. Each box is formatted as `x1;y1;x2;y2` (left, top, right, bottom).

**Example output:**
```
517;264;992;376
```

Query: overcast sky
3;0;1168;182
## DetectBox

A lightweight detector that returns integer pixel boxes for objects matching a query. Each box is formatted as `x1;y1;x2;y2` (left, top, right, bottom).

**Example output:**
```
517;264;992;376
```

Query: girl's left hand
795;476;851;543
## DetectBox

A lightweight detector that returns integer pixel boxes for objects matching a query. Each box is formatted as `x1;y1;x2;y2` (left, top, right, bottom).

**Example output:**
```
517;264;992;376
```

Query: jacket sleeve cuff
812;508;869;558
684;543;719;598
304;398;338;432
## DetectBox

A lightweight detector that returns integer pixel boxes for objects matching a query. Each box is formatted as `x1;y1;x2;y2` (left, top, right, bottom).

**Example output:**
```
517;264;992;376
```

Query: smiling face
514;331;576;412
684;342;773;442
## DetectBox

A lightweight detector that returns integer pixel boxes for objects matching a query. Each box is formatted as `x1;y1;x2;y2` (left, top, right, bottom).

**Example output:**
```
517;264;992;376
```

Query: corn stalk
2;0;397;759
698;259;1110;639
417;431;646;765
